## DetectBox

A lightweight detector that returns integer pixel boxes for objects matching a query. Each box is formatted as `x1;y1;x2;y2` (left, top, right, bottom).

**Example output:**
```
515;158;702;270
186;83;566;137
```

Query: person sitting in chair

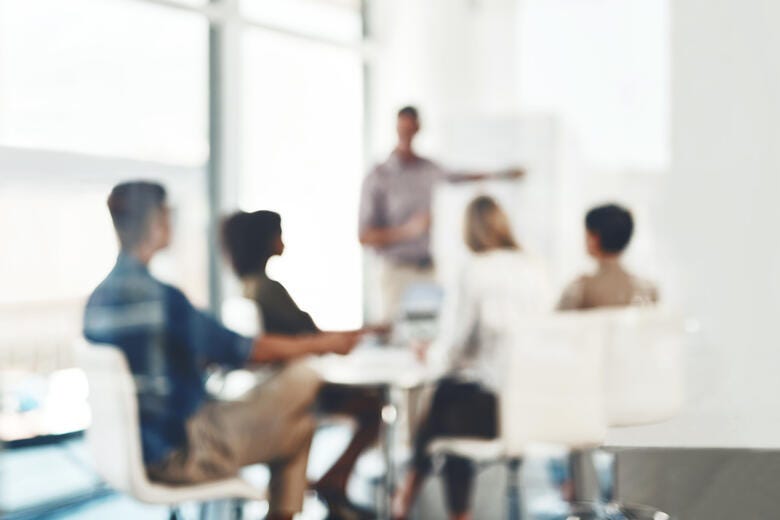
84;182;362;520
393;196;551;520
222;210;385;519
558;203;658;310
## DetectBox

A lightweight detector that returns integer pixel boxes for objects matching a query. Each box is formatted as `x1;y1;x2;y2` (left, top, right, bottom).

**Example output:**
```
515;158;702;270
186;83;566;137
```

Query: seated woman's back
467;249;550;334
432;197;551;390
244;273;319;335
394;196;552;520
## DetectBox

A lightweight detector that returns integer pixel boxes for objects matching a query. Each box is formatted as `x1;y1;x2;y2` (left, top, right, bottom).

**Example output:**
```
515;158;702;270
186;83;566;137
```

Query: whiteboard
430;114;582;289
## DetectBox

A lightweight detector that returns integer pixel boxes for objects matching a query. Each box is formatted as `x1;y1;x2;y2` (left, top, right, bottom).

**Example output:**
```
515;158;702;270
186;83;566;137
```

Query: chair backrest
500;314;608;456
594;307;686;426
76;342;149;495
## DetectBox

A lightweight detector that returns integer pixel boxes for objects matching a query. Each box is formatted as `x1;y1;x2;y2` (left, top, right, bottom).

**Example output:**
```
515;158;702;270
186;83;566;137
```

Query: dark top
246;273;319;335
83;254;253;464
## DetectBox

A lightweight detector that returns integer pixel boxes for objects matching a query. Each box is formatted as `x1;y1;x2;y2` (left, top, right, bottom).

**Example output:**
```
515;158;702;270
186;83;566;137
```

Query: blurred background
1;0;780;518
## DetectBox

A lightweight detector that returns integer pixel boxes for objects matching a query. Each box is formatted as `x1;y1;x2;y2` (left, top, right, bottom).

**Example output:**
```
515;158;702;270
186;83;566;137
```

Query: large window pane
0;0;208;165
0;170;210;308
241;30;363;330
240;0;362;43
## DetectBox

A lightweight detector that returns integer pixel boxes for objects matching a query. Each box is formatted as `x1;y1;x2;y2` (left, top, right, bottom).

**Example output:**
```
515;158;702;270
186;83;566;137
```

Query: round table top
307;345;432;389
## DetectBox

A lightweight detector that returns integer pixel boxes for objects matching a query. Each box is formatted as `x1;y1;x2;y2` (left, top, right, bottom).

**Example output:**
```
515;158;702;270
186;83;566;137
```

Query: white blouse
429;249;553;391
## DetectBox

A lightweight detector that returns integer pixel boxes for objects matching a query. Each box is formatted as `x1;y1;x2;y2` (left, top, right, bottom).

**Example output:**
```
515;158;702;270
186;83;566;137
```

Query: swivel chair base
544;501;670;520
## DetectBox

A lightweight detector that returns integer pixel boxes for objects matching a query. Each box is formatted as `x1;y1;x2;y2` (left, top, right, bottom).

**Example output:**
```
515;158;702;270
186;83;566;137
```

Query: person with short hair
392;195;551;520
553;203;660;503
222;210;317;335
557;203;659;310
359;106;524;322
222;210;384;518
84;181;362;520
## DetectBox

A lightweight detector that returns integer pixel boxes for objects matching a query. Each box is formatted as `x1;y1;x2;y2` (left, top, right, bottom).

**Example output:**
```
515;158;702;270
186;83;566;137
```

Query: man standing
359;106;522;321
84;181;361;520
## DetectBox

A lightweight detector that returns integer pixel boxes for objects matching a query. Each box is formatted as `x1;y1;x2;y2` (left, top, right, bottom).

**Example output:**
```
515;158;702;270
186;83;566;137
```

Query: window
0;1;366;511
240;0;362;43
0;0;210;307
0;161;210;308
241;29;364;329
0;0;208;165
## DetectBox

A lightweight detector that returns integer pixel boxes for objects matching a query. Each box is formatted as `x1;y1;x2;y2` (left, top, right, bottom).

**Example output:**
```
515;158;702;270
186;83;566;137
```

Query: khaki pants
379;261;436;322
148;362;321;516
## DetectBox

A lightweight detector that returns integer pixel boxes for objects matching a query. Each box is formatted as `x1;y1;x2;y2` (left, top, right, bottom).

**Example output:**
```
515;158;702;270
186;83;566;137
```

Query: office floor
0;424;572;520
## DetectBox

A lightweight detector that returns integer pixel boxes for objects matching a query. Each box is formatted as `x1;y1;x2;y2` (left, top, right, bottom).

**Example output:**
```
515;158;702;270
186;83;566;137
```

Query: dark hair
464;195;519;253
107;181;167;250
397;105;419;119
222;210;282;277
585;203;634;254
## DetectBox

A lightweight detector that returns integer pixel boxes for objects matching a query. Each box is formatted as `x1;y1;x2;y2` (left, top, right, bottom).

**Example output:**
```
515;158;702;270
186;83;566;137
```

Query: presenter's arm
444;167;525;184
359;212;430;248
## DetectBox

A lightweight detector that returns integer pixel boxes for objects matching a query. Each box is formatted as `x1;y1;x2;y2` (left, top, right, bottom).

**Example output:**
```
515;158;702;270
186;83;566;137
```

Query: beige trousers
148;362;321;516
379;261;436;322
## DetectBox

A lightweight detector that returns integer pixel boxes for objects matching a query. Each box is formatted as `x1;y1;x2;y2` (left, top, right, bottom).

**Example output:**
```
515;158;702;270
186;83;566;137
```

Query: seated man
83;182;361;520
558;203;658;310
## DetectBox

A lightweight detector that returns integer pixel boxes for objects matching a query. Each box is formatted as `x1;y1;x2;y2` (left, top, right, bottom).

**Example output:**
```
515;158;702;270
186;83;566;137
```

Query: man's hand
361;323;393;336
501;167;525;180
400;212;431;240
359;212;430;248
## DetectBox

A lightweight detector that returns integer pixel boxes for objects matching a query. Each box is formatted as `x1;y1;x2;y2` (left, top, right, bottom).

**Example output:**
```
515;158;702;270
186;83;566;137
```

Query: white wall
652;0;780;446
518;0;670;173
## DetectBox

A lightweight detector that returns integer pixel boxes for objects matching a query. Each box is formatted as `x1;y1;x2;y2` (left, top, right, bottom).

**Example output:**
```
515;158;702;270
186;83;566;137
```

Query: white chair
430;314;608;519
600;307;685;428
76;343;266;520
591;307;686;518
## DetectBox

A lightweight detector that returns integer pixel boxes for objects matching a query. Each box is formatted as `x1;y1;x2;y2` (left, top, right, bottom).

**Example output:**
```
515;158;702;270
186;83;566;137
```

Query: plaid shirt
83;254;253;464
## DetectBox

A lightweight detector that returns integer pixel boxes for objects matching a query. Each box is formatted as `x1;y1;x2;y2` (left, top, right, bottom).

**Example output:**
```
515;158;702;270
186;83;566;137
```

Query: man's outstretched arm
443;167;525;184
249;331;362;364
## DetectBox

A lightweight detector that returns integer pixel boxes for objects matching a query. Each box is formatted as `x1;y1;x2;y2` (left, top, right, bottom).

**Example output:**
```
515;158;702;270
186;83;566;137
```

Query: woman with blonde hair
393;195;551;520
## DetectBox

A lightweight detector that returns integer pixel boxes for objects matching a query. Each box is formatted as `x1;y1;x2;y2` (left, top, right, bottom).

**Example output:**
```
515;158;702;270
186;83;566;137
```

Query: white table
308;345;431;389
308;345;432;520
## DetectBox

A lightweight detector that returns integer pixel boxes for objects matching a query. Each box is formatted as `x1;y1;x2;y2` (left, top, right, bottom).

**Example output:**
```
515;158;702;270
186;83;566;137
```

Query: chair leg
568;450;589;503
593;450;617;504
505;458;523;520
232;499;244;520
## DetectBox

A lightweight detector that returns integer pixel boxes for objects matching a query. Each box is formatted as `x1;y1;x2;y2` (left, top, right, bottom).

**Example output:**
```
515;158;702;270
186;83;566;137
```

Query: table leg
379;385;399;520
